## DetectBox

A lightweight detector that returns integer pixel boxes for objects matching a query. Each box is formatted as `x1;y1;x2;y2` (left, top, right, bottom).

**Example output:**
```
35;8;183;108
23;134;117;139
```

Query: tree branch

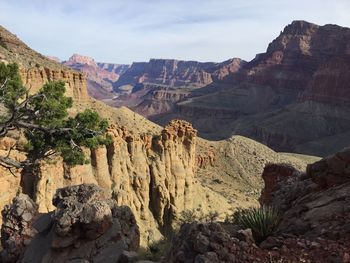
0;156;23;169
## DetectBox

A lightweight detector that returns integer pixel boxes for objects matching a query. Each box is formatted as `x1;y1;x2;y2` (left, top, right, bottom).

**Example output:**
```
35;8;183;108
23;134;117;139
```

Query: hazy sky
0;0;349;64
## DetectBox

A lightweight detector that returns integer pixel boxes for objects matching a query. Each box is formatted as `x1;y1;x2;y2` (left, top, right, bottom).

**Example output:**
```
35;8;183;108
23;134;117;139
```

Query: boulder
308;147;350;188
1;194;39;262
1;184;140;263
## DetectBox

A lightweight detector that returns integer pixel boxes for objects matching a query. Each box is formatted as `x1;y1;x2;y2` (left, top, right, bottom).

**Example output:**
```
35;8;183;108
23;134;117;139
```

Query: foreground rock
1;194;39;262
165;148;350;262
165;222;350;263
1;184;140;263
261;148;350;239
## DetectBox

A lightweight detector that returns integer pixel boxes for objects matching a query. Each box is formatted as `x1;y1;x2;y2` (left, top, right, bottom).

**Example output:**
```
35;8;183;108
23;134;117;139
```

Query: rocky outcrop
165;222;350;263
19;67;88;101
17;120;197;243
307;146;350;188
166;147;350;263
260;148;350;239
62;54;130;100
1;184;140;263
1;194;39;262
0;26;89;101
0;137;26;225
259;163;304;209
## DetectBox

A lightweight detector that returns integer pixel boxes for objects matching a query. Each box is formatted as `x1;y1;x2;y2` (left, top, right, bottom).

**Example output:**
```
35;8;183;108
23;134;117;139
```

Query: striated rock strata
16;120;197;243
154;21;350;156
61;54;129;100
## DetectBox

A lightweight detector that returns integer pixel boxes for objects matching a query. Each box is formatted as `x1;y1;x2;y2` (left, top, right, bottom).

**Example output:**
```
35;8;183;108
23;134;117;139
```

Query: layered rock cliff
260;147;350;242
157;21;350;156
60;54;130;100
0;26;89;101
12;120;197;243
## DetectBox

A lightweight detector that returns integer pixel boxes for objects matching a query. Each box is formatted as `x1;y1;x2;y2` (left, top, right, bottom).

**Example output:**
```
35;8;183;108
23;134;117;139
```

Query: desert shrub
204;210;219;223
232;206;281;243
178;209;199;224
179;209;220;225
138;238;172;261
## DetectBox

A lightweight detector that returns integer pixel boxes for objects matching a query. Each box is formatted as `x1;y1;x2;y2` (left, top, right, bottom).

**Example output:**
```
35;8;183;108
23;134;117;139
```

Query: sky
0;0;349;64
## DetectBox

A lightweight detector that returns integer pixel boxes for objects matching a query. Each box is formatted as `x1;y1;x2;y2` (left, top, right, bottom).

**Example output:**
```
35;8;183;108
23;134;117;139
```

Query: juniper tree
0;62;111;171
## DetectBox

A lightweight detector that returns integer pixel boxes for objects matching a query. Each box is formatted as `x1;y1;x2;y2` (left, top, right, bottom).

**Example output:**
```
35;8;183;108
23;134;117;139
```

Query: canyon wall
114;58;244;89
0;26;89;101
2;121;199;244
19;67;88;101
158;21;350;156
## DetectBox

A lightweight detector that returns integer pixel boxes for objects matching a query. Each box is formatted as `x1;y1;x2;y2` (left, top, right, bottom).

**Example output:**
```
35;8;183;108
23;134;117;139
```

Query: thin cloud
0;0;349;64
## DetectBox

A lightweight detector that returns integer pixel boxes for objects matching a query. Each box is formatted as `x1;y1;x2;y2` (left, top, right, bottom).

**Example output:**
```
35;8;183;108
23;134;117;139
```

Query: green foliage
31;81;73;127
0;63;26;109
0;62;111;167
24;83;111;165
232;206;281;243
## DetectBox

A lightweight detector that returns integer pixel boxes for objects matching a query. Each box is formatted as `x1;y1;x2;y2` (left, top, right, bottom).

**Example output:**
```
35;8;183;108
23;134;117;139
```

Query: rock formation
0;24;315;247
260;147;350;241
149;21;350;157
107;58;245;117
1;194;38;262
1;184;140;263
0;26;89;101
165;221;350;263
61;54;129;100
15;120;197;244
165;146;350;263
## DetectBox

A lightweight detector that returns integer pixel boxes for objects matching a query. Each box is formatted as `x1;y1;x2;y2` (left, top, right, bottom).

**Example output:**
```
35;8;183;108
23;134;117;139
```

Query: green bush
233;206;281;243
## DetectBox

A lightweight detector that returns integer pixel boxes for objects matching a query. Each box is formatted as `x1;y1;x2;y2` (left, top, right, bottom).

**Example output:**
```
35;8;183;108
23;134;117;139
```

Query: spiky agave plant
233;206;281;243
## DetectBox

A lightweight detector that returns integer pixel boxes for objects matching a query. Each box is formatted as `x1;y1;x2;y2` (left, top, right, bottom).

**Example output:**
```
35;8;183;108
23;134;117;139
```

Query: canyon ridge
61;20;350;157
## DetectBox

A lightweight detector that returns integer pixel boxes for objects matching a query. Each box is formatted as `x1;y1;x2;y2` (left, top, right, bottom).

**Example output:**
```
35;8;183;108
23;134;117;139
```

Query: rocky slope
165;147;350;262
152;21;350;157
